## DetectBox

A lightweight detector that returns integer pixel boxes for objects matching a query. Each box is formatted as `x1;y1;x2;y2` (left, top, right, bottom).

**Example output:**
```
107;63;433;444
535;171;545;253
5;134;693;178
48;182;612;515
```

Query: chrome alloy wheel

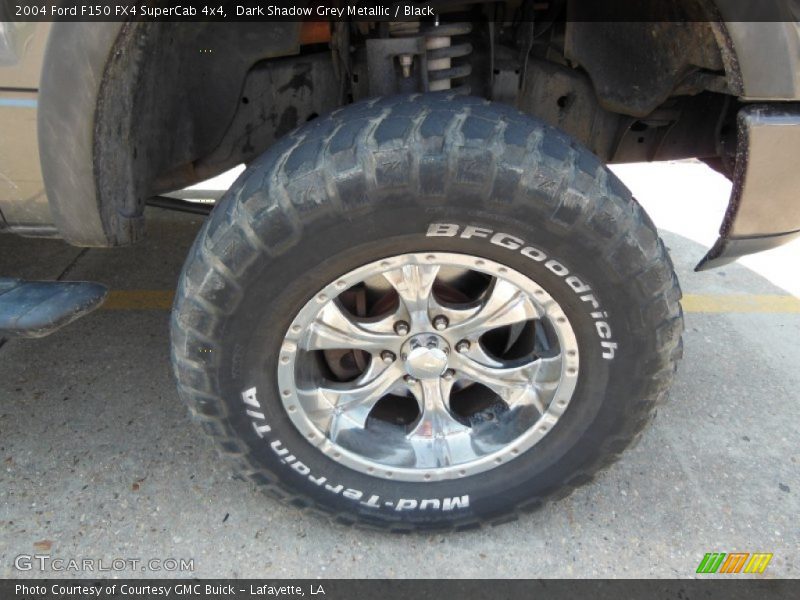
277;253;579;482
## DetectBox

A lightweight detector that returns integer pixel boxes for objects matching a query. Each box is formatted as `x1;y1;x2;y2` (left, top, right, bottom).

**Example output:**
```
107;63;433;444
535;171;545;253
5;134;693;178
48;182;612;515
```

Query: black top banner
3;579;800;600
1;0;800;22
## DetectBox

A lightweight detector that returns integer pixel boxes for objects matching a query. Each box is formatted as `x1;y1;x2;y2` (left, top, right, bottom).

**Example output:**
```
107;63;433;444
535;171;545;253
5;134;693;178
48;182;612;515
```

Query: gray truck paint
1;13;799;267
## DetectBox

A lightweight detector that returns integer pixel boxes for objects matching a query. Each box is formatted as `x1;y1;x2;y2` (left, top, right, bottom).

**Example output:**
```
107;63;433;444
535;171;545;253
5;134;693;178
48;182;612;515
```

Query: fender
696;2;800;267
38;22;302;247
37;22;125;247
715;1;800;100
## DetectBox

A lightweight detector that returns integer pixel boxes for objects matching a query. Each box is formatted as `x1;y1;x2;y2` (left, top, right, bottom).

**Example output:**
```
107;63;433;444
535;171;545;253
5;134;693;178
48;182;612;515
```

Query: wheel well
94;22;312;242
120;3;741;187
44;1;748;246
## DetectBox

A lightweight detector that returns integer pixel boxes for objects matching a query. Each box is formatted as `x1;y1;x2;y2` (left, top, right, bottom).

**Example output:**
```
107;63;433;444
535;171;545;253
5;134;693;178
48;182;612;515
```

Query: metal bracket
366;37;429;97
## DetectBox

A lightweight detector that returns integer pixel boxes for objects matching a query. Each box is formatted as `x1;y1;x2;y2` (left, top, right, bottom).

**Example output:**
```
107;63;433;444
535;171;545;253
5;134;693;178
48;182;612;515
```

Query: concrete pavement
0;162;797;578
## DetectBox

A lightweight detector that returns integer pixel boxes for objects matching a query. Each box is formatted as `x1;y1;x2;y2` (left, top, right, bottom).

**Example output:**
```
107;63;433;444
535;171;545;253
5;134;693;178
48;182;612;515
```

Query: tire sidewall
213;203;642;526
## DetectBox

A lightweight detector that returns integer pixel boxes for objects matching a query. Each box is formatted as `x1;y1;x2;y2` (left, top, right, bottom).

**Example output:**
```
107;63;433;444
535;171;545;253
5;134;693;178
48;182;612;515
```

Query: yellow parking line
103;290;174;310
100;290;800;313
682;294;800;313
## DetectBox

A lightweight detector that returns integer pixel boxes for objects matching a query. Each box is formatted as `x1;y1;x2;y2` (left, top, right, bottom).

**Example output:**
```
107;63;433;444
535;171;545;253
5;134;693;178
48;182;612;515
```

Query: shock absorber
422;22;473;93
389;20;473;93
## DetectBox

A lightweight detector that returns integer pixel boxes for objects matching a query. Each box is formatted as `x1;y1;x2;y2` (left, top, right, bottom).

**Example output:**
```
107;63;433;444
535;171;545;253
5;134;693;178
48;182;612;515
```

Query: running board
0;278;108;338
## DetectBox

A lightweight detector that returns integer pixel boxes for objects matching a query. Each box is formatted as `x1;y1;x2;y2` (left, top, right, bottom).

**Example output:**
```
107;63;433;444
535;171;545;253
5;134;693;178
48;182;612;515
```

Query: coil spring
422;22;473;93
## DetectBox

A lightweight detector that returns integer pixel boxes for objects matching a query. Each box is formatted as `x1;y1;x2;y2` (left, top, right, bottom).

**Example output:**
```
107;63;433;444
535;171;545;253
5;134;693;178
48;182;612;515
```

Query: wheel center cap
401;334;450;379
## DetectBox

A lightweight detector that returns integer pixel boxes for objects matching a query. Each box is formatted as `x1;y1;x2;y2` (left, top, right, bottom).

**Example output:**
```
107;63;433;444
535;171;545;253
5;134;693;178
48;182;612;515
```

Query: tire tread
171;94;683;531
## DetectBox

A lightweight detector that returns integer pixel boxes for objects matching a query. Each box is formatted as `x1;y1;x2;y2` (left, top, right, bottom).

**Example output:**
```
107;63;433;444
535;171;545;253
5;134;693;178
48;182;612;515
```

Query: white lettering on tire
239;388;470;512
427;223;618;360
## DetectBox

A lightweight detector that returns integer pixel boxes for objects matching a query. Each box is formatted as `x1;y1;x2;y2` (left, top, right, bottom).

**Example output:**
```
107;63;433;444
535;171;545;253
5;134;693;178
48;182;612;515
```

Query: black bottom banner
2;579;798;600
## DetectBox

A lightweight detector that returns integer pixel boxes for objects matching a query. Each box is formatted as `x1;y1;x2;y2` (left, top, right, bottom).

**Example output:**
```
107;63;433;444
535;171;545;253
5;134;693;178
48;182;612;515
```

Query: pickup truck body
1;5;800;270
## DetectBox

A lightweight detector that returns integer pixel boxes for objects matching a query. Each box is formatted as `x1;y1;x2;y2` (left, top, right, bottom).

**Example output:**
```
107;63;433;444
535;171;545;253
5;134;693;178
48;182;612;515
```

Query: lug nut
442;369;455;381
394;321;410;336
456;340;471;353
404;375;417;386
432;315;449;331
381;350;396;364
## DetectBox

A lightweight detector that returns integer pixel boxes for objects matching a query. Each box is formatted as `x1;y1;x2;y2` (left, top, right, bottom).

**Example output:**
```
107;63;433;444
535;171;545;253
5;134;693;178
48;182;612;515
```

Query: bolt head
394;321;410;336
404;375;417;386
456;340;471;353
442;369;455;381
381;350;396;364
433;315;449;331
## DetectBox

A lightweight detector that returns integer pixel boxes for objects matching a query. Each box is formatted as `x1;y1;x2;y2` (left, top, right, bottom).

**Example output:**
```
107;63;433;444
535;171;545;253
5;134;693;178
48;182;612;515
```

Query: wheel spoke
458;341;505;368
446;278;541;340
451;352;539;390
450;353;562;413
283;252;578;481
301;300;397;352
382;264;439;331
406;378;475;468
298;363;405;441
505;385;546;414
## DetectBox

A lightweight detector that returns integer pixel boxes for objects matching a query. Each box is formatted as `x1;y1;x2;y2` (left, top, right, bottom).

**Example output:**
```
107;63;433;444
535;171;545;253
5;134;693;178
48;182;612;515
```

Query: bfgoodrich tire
171;94;683;531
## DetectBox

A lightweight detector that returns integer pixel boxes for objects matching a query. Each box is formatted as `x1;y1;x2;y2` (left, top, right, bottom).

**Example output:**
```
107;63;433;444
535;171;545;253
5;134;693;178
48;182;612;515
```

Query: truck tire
171;94;683;531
